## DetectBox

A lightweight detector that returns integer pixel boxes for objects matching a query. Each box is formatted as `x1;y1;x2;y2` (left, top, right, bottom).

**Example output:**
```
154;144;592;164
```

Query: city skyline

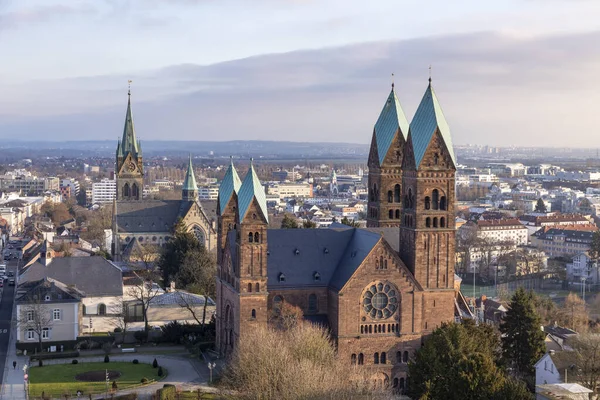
1;0;599;146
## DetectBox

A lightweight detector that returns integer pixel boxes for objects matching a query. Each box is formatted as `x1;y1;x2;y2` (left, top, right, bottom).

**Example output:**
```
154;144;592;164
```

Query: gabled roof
182;154;198;194
218;157;242;213
373;87;409;166
409;81;456;168
116;200;182;233
120;91;140;157
17;277;85;303
149;291;215;306
237;159;268;223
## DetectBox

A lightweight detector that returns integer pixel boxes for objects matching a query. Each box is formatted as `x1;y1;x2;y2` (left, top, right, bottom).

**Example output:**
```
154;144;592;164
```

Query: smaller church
112;90;217;259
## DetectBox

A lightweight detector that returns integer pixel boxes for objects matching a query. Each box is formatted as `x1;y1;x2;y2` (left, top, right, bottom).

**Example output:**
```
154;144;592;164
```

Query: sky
0;0;599;146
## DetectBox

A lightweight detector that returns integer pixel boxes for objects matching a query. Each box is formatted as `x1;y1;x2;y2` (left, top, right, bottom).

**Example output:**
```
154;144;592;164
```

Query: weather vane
391;72;395;88
428;65;432;83
128;80;133;95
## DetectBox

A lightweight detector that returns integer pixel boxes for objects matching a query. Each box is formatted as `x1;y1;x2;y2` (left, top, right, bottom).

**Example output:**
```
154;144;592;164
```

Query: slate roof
116;200;182;233
237;160;268;223
365;227;400;253
264;228;381;291
17;277;84;304
182;154;198;193
149;291;215;306
218;157;242;214
19;256;123;296
409;81;456;169
373;87;409;166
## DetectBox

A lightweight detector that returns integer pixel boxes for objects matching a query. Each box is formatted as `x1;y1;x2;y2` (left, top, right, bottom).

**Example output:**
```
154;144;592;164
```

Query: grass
28;361;166;398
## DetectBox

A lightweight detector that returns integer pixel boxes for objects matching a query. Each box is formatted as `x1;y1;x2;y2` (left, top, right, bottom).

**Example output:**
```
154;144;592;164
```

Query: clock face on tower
127;161;136;172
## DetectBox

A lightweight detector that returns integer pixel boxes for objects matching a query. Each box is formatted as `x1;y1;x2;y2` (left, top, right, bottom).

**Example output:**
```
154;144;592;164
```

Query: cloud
0;30;598;147
0;4;96;30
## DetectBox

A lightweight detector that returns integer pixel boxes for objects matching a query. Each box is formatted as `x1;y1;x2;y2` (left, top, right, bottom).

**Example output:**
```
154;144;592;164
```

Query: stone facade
215;81;458;393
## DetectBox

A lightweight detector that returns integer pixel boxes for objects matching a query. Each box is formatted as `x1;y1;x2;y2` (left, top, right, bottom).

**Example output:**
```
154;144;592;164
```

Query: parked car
8;271;14;277
8;279;15;286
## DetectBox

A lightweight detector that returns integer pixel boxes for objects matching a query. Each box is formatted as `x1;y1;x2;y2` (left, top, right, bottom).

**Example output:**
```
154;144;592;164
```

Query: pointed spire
373;83;410;166
218;156;242;214
121;88;140;157
182;154;199;201
409;79;456;169
237;158;268;223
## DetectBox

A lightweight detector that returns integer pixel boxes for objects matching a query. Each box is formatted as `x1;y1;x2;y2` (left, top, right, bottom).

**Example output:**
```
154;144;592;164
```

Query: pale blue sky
0;0;599;145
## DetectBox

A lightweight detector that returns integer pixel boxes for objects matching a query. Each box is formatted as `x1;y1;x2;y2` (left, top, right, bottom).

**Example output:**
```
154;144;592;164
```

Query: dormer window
279;273;286;282
313;272;321;282
45;295;51;301
323;248;329;254
294;249;300;256
267;250;270;256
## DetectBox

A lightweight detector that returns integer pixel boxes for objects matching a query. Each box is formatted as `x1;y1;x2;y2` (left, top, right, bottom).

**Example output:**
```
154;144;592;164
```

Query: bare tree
126;271;162;332
108;302;129;340
173;290;203;325
17;299;53;353
175;249;216;329
571;334;600;399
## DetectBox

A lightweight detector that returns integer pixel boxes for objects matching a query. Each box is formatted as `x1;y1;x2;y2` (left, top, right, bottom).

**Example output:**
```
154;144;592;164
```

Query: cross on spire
128;80;132;96
428;65;432;83
391;72;395;89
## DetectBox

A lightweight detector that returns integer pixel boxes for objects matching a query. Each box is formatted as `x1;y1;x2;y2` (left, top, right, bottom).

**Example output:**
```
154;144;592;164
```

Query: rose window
362;282;398;319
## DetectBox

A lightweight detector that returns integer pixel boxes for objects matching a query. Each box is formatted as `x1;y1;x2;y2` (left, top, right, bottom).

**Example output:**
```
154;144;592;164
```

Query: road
0;258;18;388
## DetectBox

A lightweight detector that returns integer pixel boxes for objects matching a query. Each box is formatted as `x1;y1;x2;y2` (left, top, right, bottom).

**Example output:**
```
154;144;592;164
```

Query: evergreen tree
280;214;299;229
588;230;600;262
340;216;359;227
408;321;532;400
500;287;546;388
158;220;203;284
534;198;547;213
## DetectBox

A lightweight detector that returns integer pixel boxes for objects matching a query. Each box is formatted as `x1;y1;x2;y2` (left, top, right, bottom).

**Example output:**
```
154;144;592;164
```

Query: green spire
373;85;410;166
182;154;198;201
218;156;242;214
121;90;140;157
237;158;268;223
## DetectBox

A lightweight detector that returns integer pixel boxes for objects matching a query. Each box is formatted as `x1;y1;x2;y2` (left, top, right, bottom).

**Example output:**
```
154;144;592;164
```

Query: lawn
28;361;165;398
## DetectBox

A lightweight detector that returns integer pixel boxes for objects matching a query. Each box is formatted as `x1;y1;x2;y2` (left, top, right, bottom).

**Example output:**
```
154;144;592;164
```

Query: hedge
29;350;80;361
158;385;177;400
17;340;77;353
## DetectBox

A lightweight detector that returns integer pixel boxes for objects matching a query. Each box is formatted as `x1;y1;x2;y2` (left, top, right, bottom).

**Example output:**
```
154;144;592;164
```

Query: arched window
123;183;130;198
381;352;387;364
247;283;252;292
396;351;402;364
254;232;260;243
132;183;139;200
387;191;393;203
424;196;431;210
389;210;394;219
399;378;405;392
434;153;439;165
395;209;400;219
426;217;431;228
368;325;372;334
433;217;438;228
255;283;260;292
440;217;445;228
384;259;387;269
380;256;383;268
374;352;380;364
404;195;409;209
308;294;318;314
403;351;409;363
393;378;399;388
373;184;378;201
248;232;253;243
394;184;400;203
358;353;364;365
351;354;357;365
440;196;447;211
98;304;106;316
408;188;414;209
432;189;439;210
82;304;87;315
251;309;256;319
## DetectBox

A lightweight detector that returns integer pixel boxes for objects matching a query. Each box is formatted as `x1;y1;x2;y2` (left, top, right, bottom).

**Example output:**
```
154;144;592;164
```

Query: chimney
40;240;53;267
169;281;176;292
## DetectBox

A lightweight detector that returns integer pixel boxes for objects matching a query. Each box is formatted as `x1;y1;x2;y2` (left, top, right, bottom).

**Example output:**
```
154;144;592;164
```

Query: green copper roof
116;140;123;158
374;87;409;166
237;159;268;223
410;81;456;168
121;93;140;157
182;154;198;193
218;157;242;213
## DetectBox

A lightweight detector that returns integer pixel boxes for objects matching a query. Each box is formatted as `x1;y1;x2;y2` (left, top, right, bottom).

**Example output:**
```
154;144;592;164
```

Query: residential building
531;226;596;257
199;184;219;200
60;179;80;200
15;277;84;352
473;219;529;245
272;170;301;182
0;170;59;195
566;252;600;284
267;183;313;199
91;179;116;204
216;80;459;392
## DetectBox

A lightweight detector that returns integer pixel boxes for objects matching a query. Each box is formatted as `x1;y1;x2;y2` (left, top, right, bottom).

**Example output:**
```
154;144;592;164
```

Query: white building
199;184;219;200
474;219;529;245
566;252;600;284
60;178;80;197
268;183;313;199
92;179;116;204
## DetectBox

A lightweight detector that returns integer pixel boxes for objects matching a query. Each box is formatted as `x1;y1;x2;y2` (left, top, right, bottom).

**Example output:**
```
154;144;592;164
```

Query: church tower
182;155;199;202
400;79;456;294
367;83;410;227
235;159;269;327
216;157;242;265
116;89;143;201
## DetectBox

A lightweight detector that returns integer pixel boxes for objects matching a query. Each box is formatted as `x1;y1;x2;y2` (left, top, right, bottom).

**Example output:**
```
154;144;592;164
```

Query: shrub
38;359;43;367
30;351;80;361
114;327;123;333
102;342;113;355
72;359;78;364
141;377;149;384
157;366;164;377
152;358;158;368
133;330;148;344
104;355;110;363
158;385;176;400
132;359;139;364
112;380;118;390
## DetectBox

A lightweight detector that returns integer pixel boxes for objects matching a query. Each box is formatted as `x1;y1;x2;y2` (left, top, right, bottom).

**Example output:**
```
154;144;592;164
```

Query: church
112;90;217;259
215;78;461;392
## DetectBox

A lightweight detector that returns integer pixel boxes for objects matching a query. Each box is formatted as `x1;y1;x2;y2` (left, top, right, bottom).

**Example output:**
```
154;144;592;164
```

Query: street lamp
581;276;587;302
208;362;216;383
